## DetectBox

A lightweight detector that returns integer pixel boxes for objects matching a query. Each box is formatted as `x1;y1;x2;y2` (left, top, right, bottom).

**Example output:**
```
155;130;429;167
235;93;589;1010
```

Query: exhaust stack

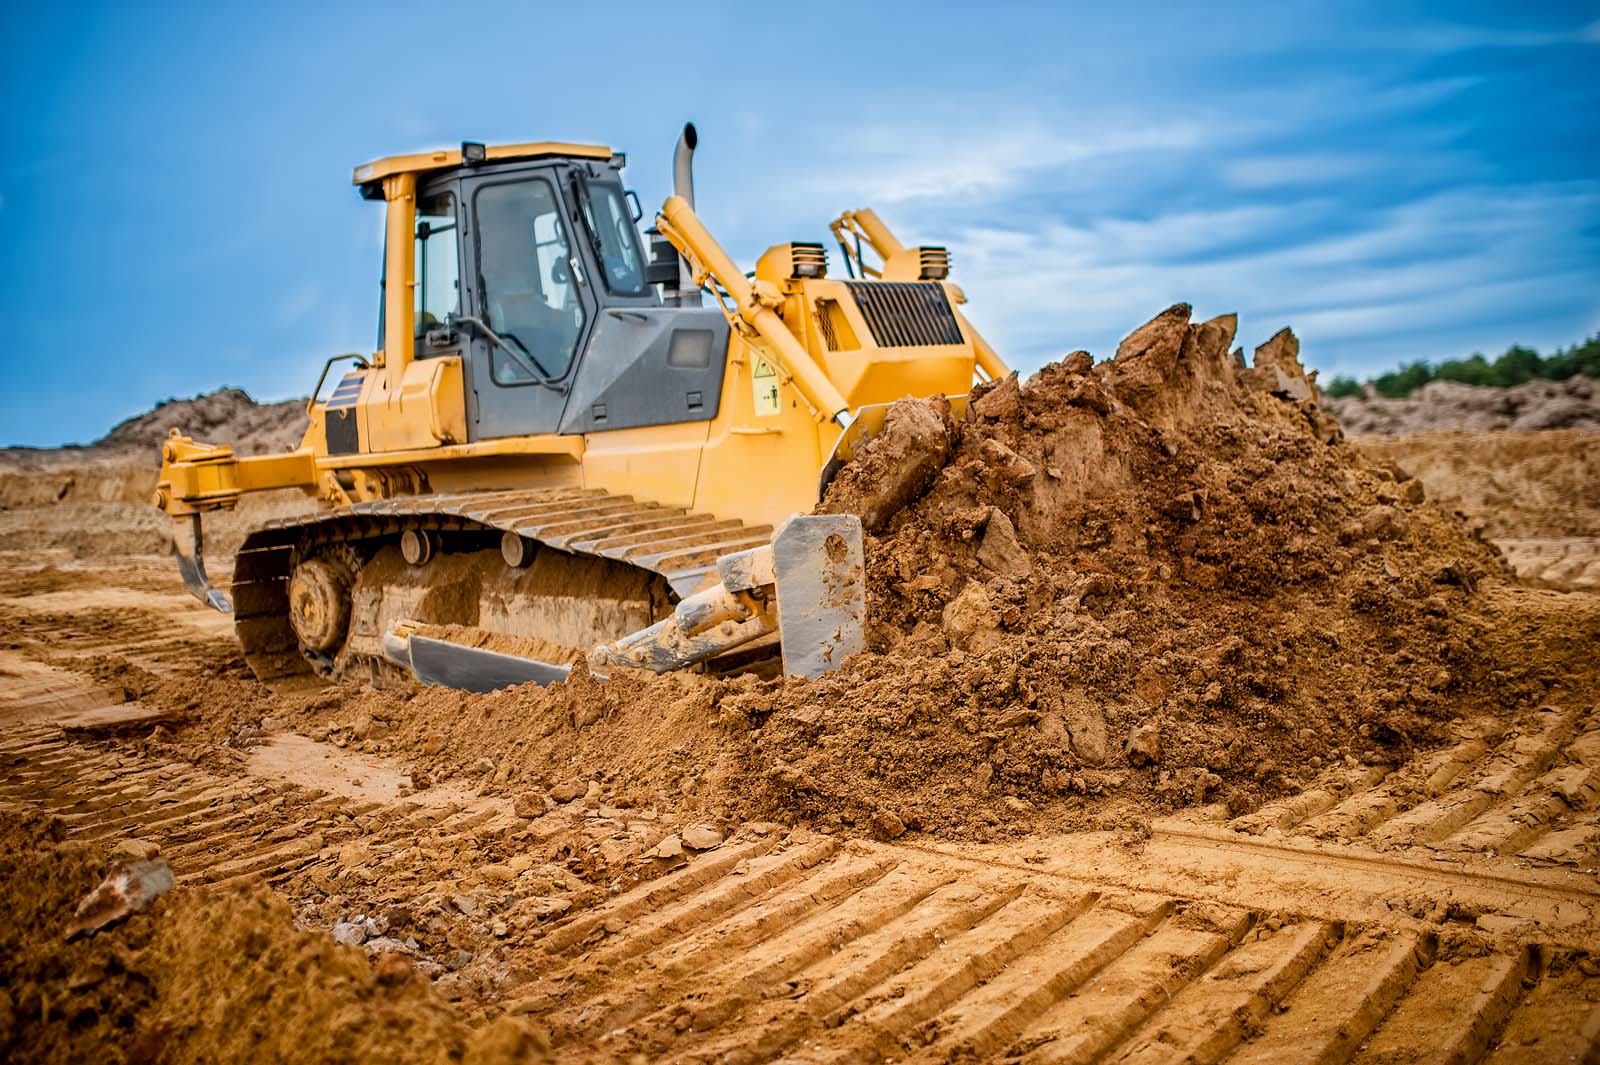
673;123;701;305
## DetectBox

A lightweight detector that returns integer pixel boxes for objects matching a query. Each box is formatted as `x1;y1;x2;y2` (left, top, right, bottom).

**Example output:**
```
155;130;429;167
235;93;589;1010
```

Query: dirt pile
0;810;546;1064
1357;430;1600;592
96;386;309;456
1328;375;1600;436
0;387;314;560
245;305;1600;845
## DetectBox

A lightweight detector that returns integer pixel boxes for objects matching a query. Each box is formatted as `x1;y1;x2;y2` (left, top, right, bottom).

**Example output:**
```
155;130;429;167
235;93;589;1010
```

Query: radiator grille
844;281;964;348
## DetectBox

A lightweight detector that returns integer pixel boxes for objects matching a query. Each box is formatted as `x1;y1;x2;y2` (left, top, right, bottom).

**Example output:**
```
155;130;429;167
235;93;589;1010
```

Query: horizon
3;0;1597;447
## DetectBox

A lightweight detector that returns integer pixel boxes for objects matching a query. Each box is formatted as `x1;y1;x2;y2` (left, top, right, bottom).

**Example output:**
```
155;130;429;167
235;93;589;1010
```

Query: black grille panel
844;281;965;348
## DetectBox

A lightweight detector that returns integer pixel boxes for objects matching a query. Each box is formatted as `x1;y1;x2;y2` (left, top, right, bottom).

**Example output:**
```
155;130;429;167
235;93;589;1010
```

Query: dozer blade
408;636;576;692
384;514;866;693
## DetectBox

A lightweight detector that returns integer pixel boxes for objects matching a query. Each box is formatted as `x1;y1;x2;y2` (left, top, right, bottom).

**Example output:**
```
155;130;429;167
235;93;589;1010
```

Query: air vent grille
844;281;964;348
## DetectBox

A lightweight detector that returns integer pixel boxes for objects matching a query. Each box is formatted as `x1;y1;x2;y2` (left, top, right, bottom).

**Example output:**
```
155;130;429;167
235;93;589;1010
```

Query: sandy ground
2;549;1597;1062
3;335;1598;1062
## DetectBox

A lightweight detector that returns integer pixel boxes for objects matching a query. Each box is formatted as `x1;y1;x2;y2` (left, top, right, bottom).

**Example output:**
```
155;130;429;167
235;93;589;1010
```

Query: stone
1115;304;1190;364
1250;328;1312;402
409;768;432;791
451;895;478;917
977;508;1033;579
1062;700;1111;766
680;824;724;851
548;781;584;803
479;864;514;884
870;810;906;840
421;734;446;756
1401;478;1425;505
446;948;474;972
1125;723;1161;767
350;713;373;740
978;438;1037;484
473;758;495;775
332;919;369;946
648;834;685;859
1001;795;1035;814
64;857;175;940
583;780;604;802
110;838;160;862
972;372;1022;421
512;794;543;819
1063;350;1093;375
941;581;1001;649
821;397;951;531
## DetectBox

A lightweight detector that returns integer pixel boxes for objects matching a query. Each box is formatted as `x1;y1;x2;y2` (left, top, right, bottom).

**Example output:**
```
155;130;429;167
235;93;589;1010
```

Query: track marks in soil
508;840;1594;1064
1214;703;1600;868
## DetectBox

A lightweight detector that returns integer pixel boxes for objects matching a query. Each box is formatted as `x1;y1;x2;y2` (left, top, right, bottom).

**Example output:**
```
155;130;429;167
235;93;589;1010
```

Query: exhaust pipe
673;122;701;305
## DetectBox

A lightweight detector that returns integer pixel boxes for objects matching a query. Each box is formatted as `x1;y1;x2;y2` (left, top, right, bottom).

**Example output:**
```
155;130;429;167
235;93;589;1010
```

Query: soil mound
270;305;1598;844
0;810;545;1064
96;386;309;456
1329;375;1600;436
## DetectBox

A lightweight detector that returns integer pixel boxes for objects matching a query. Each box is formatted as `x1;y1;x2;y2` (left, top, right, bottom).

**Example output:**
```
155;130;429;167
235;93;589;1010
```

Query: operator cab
356;141;727;442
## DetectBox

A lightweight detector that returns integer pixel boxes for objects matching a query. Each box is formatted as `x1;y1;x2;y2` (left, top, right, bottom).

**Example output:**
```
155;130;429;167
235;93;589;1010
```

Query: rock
1063;350;1093;374
332;919;369;946
583;780;604;802
110;838;160;862
409;768;432;791
1360;505;1405;541
870;810;906;840
507;854;536;875
976;508;1033;579
512;794;543;819
362;936;413;955
1476;913;1536;936
978;438;1037;484
548;781;584;803
446;948;475;972
1249;328;1312;402
1401;478;1425;505
1125;722;1161;767
1062;700;1111;766
473;757;495;775
1001;796;1035;814
64;857;175;940
421;734;446;756
941;581;1001;649
350;713;373;740
1115;304;1190;364
648;834;685;859
820;396;951;531
680;824;724;851
973;372;1022;421
451;895;478;917
479;864;514;884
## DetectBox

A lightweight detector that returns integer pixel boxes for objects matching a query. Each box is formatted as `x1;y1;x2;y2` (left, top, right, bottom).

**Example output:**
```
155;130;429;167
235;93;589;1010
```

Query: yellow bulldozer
153;125;1010;691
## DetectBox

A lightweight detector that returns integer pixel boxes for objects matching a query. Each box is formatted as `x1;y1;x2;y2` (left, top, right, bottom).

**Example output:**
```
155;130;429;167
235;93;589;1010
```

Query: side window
578;181;647;296
475;179;586;385
415;190;458;342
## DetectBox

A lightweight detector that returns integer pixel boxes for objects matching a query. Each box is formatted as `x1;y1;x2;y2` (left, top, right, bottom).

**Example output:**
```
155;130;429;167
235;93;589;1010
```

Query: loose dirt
2;314;1598;1061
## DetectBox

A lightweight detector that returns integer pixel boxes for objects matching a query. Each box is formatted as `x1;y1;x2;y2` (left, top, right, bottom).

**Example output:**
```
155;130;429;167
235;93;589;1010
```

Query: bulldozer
152;125;1010;692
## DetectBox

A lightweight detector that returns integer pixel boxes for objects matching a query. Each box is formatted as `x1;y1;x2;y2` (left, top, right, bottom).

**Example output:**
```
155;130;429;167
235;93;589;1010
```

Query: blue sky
2;0;1597;447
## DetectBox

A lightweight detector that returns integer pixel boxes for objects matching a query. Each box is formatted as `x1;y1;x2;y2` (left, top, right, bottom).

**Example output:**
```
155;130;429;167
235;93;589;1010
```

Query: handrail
307;353;370;416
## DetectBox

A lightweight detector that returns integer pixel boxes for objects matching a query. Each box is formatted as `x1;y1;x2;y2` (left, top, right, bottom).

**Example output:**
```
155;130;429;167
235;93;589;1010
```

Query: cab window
474;179;586;384
414;190;458;340
578;181;648;296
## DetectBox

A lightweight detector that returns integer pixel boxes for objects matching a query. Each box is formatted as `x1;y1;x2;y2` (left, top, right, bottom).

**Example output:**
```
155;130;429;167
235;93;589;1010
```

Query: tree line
1323;333;1600;399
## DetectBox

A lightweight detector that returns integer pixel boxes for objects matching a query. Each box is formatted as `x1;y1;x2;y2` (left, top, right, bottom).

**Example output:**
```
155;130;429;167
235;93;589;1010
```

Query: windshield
578;181;648;296
474;178;586;384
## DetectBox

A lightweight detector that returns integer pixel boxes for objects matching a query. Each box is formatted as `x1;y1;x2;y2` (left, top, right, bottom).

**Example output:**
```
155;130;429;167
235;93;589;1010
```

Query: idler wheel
401;528;435;566
288;557;354;654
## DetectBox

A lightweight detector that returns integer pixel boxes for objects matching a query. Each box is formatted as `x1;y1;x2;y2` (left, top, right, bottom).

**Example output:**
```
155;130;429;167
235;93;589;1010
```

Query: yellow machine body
155;139;1008;535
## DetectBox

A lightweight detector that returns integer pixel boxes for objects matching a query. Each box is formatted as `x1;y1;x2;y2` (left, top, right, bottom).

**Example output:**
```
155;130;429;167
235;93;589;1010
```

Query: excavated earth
2;310;1598;1063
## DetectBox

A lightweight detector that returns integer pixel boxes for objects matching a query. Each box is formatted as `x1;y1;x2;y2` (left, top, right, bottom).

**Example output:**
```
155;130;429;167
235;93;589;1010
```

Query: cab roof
352;141;615;185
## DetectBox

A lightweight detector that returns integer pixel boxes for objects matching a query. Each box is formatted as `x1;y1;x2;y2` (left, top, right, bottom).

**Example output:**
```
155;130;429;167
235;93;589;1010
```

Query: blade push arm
656;195;854;427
